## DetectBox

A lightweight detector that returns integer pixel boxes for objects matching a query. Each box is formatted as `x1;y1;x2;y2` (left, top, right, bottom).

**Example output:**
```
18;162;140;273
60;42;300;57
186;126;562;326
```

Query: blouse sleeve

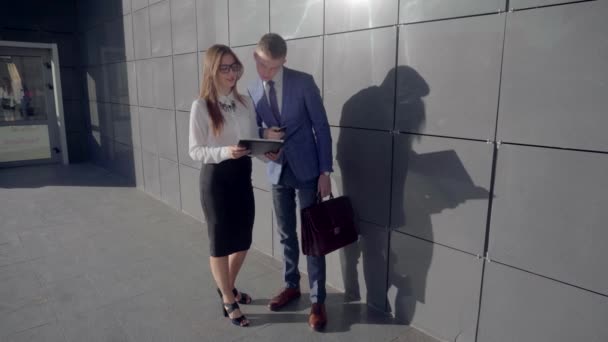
188;100;231;164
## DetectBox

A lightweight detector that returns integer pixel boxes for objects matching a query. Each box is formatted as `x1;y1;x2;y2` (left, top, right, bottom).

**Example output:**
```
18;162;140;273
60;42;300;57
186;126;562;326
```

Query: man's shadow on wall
336;65;489;326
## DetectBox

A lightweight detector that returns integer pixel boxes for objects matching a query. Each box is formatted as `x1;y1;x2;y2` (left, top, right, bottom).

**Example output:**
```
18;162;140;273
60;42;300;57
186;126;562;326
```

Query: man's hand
318;173;331;198
263;127;285;140
228;145;250;159
264;148;282;161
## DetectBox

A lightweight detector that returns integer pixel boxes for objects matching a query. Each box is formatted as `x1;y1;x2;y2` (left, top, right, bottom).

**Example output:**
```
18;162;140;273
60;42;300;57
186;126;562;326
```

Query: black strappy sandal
216;288;253;305
232;288;252;305
222;301;249;327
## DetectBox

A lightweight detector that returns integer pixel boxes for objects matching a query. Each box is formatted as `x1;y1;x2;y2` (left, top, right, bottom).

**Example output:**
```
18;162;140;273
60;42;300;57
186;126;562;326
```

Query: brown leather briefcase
301;194;358;256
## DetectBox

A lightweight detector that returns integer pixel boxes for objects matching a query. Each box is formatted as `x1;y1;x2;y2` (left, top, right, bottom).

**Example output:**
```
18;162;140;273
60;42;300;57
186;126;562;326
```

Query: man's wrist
321;171;331;176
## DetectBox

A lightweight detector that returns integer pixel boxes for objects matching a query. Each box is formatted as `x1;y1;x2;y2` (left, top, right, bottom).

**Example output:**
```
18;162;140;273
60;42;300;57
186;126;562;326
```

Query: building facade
2;0;607;341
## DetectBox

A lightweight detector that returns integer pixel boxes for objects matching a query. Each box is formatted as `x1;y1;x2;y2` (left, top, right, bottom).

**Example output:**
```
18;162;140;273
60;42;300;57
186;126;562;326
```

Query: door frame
0;40;69;165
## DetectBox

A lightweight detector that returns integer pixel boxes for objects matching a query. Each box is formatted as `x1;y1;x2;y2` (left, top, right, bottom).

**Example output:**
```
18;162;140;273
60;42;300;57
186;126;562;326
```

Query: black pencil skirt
199;157;255;257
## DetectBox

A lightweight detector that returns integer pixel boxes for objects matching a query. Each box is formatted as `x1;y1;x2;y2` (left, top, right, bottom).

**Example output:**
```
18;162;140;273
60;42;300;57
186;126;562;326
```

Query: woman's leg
210;255;247;321
228;250;248;291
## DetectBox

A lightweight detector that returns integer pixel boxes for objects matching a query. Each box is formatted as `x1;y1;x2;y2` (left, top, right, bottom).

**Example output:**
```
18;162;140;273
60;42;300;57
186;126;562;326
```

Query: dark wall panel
396;15;504;140
389;232;482;342
270;0;323;40
324;27;396;130
229;0;269;46
196;0;229;50
326;222;389;312
325;0;398;34
399;0;504;24
510;0;581;10
498;1;608;151
478;261;608;342
392;134;492;255
332;127;393;227
490;144;608;295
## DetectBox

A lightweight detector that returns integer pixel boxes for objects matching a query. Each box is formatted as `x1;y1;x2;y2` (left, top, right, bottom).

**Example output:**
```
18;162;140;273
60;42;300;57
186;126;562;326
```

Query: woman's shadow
335;65;429;322
337;65;489;326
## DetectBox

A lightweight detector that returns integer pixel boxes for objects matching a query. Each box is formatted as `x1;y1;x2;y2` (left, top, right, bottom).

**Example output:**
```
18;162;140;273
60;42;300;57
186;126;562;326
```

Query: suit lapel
251;79;266;107
281;67;291;122
252;79;278;127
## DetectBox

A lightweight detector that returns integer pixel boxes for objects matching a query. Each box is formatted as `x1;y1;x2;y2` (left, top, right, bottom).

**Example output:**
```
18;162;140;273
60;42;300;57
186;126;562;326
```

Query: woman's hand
228;145;250;159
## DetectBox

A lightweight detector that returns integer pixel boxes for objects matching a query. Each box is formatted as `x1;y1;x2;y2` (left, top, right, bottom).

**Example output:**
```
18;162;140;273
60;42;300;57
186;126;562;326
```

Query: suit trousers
272;163;326;304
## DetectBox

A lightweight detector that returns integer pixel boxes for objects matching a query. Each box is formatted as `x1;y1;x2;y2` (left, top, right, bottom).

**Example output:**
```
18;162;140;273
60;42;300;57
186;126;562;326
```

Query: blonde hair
200;44;246;136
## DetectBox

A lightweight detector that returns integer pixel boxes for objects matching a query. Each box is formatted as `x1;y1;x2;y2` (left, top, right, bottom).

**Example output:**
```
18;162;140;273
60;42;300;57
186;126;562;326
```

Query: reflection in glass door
0;46;61;167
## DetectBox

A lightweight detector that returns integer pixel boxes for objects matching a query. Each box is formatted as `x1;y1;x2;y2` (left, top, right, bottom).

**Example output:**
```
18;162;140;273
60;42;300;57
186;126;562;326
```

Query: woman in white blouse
188;44;257;327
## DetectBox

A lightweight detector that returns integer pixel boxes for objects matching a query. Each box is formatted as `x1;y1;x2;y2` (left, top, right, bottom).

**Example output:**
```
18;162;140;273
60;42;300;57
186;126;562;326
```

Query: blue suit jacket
248;67;333;185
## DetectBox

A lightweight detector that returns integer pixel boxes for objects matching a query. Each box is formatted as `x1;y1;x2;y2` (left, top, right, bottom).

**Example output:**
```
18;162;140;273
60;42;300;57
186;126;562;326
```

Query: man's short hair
256;33;287;59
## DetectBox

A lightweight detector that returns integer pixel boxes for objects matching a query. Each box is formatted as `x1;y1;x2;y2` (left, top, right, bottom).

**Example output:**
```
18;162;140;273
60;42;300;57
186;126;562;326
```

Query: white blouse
188;92;257;164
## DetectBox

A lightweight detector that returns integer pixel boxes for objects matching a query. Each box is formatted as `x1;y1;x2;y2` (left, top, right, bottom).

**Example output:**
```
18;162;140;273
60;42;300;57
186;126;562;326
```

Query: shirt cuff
220;147;231;161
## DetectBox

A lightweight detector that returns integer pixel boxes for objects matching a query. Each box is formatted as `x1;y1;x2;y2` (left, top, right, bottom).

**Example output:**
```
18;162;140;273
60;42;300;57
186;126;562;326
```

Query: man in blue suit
249;33;332;330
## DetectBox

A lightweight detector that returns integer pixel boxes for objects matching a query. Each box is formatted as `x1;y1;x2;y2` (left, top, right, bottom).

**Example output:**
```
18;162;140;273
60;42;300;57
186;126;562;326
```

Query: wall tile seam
84;101;140;107
253;186;270;193
178;162;199;172
1;27;78;35
229;35;324;51
159;155;179;164
391;229;485;260
357;218;391;233
167;0;183;211
487;258;608;299
394;131;496;144
129;105;177;111
333;126;497;144
146;1;153;61
509;0;595;12
398;10;505;28
193;0;200;54
492;14;508;144
498;141;608;156
83;52;192;68
475;135;500;341
324;24;397;37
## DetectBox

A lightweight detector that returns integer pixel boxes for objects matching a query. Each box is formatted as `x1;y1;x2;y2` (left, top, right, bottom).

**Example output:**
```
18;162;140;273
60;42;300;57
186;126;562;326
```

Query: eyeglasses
218;63;242;74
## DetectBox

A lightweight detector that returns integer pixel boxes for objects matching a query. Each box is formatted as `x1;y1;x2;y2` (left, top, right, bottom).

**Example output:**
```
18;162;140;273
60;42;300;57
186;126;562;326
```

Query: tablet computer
238;138;283;156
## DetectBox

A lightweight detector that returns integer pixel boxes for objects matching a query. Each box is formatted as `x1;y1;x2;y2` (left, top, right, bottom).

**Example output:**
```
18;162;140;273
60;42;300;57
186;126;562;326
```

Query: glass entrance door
0;46;61;167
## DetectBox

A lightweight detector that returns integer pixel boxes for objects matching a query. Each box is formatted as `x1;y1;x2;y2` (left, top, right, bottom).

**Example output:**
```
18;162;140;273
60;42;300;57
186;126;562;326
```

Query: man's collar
263;67;284;88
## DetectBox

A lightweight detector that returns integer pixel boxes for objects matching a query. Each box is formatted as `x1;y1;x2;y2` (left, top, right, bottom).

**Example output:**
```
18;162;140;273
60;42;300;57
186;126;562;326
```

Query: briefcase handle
316;192;334;204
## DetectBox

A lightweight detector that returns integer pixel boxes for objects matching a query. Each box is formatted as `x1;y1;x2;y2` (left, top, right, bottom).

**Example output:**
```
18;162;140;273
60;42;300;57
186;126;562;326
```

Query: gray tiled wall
396;14;504;140
77;0;608;341
497;1;608;152
399;0;504;24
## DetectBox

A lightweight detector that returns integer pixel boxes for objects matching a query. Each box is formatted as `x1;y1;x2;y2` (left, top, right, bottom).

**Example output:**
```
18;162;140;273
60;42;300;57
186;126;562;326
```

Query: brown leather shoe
308;303;327;331
267;287;301;311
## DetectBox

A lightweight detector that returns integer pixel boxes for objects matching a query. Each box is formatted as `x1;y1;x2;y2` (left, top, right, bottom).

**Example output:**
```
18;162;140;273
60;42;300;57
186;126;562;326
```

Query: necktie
267;80;281;124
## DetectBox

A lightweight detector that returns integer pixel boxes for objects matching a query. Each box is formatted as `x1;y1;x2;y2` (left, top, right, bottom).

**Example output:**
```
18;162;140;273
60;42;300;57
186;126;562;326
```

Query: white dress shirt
188;92;257;164
263;66;283;115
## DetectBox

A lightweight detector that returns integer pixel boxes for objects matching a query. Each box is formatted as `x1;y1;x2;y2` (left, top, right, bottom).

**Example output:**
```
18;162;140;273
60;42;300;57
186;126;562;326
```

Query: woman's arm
188;100;231;164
